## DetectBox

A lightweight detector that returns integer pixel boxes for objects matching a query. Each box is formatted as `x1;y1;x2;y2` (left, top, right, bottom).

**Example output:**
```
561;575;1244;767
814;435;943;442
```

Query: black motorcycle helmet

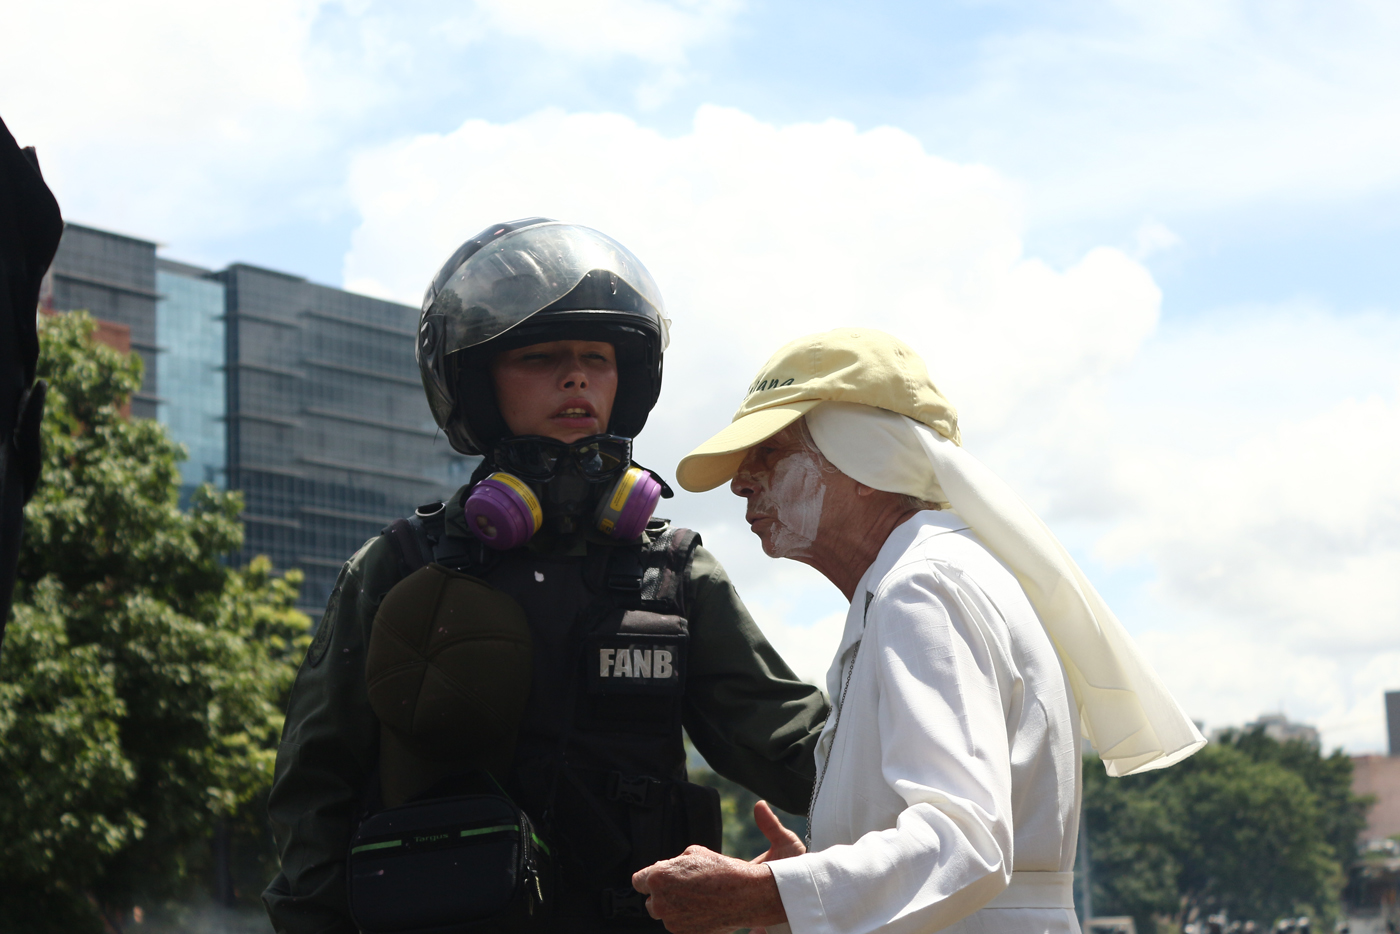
417;218;670;455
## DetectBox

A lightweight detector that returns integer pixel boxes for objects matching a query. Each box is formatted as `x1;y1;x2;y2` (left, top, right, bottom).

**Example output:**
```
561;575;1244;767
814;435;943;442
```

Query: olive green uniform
263;485;830;934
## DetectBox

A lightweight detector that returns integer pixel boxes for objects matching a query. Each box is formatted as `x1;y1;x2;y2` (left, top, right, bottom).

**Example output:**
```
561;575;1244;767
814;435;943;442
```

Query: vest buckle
600;884;652;920
606;771;664;808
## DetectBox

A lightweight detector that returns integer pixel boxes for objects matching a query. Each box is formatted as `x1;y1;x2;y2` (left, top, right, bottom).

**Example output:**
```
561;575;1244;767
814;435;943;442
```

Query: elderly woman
633;328;1203;934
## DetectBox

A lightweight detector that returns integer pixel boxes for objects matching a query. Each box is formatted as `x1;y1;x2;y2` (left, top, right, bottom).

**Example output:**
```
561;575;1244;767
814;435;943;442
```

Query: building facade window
156;264;228;501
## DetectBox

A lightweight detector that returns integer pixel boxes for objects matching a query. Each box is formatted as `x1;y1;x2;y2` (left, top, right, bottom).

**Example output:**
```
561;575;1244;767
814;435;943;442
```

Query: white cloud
1077;307;1400;750
344;104;1160;435
1;0;334;249
0;0;732;257
13;0;1400;276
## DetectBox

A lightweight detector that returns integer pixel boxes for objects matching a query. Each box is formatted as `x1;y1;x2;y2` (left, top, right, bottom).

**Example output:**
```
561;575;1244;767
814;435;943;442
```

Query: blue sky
5;0;1399;751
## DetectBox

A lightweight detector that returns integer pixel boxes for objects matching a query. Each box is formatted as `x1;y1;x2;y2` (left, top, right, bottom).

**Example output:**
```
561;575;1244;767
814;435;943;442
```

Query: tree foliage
1083;729;1369;933
0;311;309;931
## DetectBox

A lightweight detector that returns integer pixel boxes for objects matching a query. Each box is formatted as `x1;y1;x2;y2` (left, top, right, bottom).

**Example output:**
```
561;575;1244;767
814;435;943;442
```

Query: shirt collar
833;509;970;659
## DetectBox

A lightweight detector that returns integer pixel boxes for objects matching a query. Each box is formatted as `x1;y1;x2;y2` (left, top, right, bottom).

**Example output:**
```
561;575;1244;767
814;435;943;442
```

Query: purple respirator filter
464;473;543;550
595;467;662;541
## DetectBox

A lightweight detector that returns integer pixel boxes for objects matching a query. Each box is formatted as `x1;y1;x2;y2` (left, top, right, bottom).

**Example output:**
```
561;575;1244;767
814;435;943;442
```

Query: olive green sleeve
262;535;401;934
682;544;830;816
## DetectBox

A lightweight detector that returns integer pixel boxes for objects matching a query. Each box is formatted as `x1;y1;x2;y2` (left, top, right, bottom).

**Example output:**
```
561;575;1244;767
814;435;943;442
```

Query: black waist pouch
348;793;553;934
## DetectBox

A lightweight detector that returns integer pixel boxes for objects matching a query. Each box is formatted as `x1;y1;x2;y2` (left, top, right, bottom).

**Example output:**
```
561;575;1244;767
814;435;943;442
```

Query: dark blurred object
0;114;63;643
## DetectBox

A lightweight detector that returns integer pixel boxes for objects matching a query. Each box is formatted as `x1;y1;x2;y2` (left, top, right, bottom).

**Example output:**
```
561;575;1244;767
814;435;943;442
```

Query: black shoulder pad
639;527;700;615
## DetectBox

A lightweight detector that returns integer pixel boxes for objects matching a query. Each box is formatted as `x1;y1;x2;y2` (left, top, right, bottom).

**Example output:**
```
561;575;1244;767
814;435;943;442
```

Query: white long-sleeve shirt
768;510;1082;934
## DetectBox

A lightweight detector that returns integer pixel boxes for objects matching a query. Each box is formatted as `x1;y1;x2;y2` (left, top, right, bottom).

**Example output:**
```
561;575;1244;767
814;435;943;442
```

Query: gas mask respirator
464;434;667;550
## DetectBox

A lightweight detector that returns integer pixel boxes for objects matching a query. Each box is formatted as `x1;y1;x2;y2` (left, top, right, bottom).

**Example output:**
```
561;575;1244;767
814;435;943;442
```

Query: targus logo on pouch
599;647;676;680
414;833;448;844
747;376;796;395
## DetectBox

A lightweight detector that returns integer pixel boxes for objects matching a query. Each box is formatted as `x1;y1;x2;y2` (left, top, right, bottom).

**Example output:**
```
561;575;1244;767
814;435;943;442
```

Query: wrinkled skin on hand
632;801;805;934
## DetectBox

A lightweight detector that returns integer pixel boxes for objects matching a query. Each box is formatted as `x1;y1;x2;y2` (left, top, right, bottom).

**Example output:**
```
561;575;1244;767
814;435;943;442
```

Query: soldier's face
492;340;618;443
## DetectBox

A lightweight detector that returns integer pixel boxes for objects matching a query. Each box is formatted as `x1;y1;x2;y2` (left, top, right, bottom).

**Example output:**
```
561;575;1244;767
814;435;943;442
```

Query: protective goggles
489;434;633;481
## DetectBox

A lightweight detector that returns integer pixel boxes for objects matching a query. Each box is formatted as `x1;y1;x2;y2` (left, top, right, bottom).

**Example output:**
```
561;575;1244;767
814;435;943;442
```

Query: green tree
1083;729;1367;933
1081;757;1184;931
0;311;309;931
1170;741;1342;926
1224;727;1372;870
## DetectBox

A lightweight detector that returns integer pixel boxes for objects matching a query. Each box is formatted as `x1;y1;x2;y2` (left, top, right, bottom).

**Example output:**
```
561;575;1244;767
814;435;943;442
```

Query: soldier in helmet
262;219;828;933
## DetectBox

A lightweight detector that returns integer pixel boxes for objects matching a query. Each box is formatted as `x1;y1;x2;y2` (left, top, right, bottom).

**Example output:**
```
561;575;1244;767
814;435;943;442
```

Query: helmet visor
425;222;669;354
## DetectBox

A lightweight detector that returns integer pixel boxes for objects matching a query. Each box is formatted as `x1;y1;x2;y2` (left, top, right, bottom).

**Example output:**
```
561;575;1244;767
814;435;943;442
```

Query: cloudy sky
5;0;1399;753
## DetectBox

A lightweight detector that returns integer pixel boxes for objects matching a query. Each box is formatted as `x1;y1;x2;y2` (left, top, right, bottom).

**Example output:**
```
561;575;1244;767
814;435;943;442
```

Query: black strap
601;524;698;615
606;772;666;808
600;885;651;921
381;515;431;578
381;501;467;579
637;526;700;615
606;545;644;593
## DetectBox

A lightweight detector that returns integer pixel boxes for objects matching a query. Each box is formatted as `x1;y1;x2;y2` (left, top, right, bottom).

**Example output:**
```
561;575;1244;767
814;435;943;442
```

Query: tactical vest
373;503;722;930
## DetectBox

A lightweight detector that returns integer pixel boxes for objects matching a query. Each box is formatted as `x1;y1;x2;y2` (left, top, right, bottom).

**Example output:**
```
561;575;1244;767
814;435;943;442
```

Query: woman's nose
730;459;761;497
560;358;588;390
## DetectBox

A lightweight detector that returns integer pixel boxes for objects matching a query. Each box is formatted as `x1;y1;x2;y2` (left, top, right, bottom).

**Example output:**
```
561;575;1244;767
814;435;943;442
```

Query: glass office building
221;263;474;613
46;224;474;615
47;224;161;419
156;260;228;502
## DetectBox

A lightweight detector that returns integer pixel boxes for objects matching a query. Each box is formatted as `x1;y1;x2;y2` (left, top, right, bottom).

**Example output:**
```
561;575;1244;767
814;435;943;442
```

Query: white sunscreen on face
757;447;827;558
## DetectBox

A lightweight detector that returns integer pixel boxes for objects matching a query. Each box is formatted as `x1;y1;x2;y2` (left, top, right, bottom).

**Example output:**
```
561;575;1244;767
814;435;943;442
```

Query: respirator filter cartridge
595;466;662;541
464;473;543;550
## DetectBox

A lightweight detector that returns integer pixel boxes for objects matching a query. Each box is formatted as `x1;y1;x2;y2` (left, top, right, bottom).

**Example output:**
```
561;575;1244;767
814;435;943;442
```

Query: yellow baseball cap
675;328;961;492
